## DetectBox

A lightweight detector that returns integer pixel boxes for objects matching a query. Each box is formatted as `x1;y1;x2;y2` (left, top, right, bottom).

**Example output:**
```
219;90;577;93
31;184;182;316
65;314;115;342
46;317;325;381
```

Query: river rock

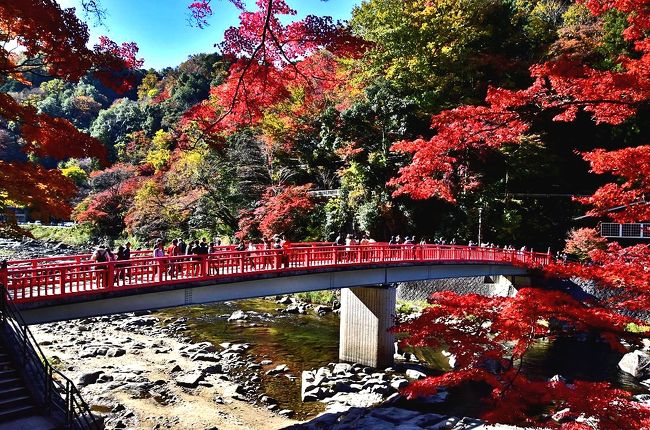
619;350;650;377
405;369;426;380
284;304;306;314
276;296;293;305
333;363;352;375
191;353;220;362
77;371;103;386
390;378;409;390
635;393;650;404
175;371;203;388
202;364;223;375
223;383;247;399
228;310;248;321
314;305;332;315
107;347;126;357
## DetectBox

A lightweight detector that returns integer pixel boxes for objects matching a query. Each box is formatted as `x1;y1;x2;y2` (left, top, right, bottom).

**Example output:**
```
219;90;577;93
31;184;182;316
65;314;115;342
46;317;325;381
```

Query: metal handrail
3;244;551;304
0;283;102;429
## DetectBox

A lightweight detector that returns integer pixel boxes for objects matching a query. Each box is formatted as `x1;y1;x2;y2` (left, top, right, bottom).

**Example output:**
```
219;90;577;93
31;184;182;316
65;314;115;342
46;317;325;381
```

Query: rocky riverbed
32;312;298;430
32;306;533;430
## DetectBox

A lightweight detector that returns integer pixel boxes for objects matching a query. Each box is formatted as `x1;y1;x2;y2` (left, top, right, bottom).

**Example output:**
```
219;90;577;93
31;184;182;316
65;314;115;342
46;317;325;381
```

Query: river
154;297;649;420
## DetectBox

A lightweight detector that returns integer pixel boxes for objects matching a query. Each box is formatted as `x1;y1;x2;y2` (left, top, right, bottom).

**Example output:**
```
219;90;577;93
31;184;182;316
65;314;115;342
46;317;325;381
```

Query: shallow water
156;298;340;419
156;299;648;420
523;334;647;393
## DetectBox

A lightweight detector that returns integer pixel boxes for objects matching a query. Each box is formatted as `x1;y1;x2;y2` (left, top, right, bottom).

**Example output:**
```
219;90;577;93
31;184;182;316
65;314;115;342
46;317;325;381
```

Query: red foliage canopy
395;289;650;428
238;184;314;238
389;0;649;203
0;0;142;226
388;1;650;427
183;0;364;136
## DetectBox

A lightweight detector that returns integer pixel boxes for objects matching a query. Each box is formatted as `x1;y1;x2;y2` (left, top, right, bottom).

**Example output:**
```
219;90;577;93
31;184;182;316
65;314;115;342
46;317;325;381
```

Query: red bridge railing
1;244;550;304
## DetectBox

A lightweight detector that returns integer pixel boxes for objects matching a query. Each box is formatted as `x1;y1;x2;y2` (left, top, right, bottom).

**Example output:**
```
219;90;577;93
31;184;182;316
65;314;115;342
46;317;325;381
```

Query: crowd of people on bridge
86;232;548;284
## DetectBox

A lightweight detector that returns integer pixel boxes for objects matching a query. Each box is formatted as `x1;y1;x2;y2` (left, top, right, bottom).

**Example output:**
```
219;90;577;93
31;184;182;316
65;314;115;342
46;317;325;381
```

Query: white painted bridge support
339;285;396;368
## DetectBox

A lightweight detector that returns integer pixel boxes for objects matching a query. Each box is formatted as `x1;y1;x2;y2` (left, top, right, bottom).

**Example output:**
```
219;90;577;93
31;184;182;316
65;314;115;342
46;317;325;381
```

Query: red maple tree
0;0;142;233
183;0;364;137
389;1;650;427
238;184;314;239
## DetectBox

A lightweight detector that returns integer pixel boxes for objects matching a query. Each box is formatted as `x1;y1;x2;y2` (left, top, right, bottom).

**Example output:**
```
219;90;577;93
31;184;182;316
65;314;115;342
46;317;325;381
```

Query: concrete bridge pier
339;285;396;368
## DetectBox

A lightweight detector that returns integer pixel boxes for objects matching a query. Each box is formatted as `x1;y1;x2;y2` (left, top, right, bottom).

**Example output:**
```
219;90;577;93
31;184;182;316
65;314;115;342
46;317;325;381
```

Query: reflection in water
157;300;648;420
156;299;340;419
523;335;647;393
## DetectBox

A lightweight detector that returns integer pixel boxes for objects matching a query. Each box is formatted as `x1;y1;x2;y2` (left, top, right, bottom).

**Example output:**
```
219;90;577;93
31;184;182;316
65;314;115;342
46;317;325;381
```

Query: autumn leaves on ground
2;0;650;429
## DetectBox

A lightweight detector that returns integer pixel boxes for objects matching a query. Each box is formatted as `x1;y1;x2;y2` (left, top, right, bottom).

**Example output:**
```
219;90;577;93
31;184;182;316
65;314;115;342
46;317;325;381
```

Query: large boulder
619;350;650;378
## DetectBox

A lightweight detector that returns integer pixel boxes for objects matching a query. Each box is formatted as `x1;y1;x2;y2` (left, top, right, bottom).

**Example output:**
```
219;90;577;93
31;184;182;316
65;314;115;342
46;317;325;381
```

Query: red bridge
1;243;550;367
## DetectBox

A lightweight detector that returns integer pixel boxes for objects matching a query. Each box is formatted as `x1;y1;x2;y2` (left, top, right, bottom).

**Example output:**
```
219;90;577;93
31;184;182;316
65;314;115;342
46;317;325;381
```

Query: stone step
0;404;34;423
0;387;27;402
0;378;21;390
0;371;16;381
0;396;32;411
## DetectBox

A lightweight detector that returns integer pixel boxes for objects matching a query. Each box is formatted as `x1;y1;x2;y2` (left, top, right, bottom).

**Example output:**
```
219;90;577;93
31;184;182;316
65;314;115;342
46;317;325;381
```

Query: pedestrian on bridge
167;239;180;277
91;245;113;288
153;240;166;280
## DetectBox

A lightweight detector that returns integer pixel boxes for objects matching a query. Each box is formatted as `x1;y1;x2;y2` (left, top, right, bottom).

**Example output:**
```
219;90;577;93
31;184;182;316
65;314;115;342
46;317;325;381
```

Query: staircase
0;343;35;423
0;282;103;430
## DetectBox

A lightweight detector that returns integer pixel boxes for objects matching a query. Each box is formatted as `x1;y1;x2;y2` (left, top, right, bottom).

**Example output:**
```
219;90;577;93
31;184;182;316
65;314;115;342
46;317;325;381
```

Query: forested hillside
2;0;646;251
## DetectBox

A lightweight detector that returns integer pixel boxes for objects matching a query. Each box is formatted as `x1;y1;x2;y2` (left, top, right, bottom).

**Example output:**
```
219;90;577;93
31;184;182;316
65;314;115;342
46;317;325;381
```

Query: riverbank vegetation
6;0;645;251
2;0;649;428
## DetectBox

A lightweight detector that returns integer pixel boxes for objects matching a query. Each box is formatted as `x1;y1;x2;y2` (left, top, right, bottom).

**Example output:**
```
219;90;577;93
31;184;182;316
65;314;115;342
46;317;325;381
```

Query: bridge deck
1;244;550;305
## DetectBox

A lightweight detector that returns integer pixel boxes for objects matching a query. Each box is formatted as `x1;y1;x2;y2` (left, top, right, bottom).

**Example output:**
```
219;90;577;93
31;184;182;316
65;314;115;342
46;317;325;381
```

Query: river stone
228;310;247;321
223;383;247;401
333;363;352;375
107;348;126;357
551;407;574;423
635;394;650;403
302;389;320;402
175;371;203;388
77;371;103;386
285;304;305;314
191;353;219;362
276;296;293;304
390;378;409;390
405;369;426;380
202;364;223;375
619;350;650;377
314;305;332;315
367;383;390;395
278;409;294;417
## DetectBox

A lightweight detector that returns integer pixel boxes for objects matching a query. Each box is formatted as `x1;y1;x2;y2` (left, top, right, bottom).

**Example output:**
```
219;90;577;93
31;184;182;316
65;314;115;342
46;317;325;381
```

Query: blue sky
57;0;359;70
